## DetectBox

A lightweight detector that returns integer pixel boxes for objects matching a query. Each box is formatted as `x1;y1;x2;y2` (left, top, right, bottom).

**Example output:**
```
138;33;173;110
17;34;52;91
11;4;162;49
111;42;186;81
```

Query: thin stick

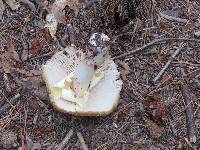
0;93;20;116
179;69;197;144
181;83;197;143
3;72;11;92
151;45;183;84
29;51;54;61
159;12;188;23
67;24;75;46
112;38;200;60
77;132;89;150
184;68;200;79
57;129;74;150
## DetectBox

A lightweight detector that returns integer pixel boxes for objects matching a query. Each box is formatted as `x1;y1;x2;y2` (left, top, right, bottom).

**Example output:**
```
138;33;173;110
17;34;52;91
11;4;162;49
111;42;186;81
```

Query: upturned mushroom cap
42;46;123;116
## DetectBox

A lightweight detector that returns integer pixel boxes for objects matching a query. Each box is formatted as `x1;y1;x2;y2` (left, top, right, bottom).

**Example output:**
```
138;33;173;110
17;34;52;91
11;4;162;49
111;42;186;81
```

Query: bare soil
1;0;200;149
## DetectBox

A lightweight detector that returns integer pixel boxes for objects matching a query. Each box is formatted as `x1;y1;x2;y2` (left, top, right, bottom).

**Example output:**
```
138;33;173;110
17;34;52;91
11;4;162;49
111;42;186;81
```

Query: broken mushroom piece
42;46;123;116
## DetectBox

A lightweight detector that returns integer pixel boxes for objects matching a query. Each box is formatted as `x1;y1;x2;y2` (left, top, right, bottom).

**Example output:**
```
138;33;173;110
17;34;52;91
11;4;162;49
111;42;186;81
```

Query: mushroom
42;46;122;116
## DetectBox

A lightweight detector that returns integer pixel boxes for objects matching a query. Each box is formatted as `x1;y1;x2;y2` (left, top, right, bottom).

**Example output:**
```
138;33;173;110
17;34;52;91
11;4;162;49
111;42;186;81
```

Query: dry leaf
144;95;167;120
7;37;21;62
144;117;163;138
25;69;41;76
0;38;21;73
30;39;44;56
5;0;20;10
159;20;171;32
52;0;80;16
0;0;5;20
45;14;58;39
19;0;36;12
116;60;130;80
35;127;51;133
45;0;81;39
117;107;129;122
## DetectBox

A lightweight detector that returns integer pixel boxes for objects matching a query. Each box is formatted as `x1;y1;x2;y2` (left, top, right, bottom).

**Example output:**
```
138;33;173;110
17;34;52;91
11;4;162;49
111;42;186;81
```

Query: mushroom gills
51;64;105;107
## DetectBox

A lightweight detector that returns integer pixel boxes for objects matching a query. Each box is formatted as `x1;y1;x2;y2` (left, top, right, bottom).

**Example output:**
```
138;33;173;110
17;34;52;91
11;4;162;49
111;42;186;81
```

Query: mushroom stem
72;61;95;97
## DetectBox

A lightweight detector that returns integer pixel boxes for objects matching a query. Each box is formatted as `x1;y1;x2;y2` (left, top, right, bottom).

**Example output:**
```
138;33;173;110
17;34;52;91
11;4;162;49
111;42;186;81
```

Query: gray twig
29;51;54;61
20;33;29;61
67;24;75;46
112;38;200;60
151;45;183;84
3;72;11;92
159;12;188;23
57;129;74;150
0;93;20;116
181;83;197;144
184;68;200;79
77;132;89;150
180;69;197;144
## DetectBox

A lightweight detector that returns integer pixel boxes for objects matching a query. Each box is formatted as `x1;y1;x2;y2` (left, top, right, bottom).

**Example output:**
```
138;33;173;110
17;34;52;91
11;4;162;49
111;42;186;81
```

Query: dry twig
151;44;184;84
112;38;200;60
159;12;188;23
184;68;200;79
28;51;54;61
77;132;89;150
0;93;20;116
179;69;197;144
57;129;74;150
181;83;197;144
67;24;75;46
3;72;11;92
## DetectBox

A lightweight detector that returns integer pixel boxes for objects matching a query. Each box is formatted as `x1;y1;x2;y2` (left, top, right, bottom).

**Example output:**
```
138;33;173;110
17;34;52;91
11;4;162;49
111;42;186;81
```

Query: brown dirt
1;0;200;149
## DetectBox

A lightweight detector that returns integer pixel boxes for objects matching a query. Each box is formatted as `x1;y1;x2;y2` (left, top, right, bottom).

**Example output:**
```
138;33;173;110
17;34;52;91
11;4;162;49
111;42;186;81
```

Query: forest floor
0;0;200;149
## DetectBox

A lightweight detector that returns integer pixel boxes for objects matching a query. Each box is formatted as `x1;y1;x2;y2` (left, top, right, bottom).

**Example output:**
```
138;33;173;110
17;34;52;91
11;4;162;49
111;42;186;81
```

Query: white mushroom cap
42;46;122;116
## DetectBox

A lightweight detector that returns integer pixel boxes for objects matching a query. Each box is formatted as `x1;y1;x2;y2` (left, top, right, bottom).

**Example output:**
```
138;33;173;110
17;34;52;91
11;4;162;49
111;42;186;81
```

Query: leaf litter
0;0;200;149
45;0;82;39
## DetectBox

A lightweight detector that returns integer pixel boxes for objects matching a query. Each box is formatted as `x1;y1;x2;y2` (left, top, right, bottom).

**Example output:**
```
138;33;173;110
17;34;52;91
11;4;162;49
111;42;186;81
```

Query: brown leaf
144;95;167;120
6;37;21;62
116;60;130;80
0;53;12;73
117;107;129;122
0;38;21;73
159;20;172;32
25;69;41;76
30;39;44;56
38;28;54;44
144;117;163;138
35;127;51;133
29;99;40;109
